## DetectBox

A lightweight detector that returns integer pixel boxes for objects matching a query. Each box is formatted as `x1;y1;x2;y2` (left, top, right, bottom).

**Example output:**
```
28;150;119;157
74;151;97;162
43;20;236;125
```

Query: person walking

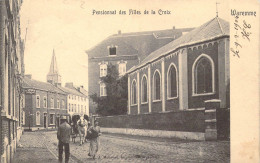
88;120;101;159
57;116;71;163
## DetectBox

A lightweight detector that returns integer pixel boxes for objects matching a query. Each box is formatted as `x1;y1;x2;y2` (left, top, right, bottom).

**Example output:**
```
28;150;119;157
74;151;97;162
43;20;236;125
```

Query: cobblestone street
14;131;230;163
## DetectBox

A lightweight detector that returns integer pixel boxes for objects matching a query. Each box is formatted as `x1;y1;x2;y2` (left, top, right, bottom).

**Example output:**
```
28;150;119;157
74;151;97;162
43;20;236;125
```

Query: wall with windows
129;74;138;114
23;89;67;129
67;94;88;116
187;43;219;109
165;54;179;112
150;62;162;113
23;90;48;129
88;55;139;115
139;68;149;114
128;39;229;115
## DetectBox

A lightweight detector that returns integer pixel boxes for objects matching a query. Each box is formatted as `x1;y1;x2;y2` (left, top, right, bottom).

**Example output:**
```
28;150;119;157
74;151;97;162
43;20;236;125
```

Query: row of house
0;0;25;162
22;50;89;131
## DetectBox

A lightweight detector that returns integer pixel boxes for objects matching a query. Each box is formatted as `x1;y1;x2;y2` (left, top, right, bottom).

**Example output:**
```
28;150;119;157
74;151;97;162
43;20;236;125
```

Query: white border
167;63;179;100
192;53;215;96
152;69;162;102
131;79;137;106
141;74;148;104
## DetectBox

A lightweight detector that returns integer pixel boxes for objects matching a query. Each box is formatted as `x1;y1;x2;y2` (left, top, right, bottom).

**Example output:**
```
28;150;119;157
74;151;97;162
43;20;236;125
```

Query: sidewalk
13;132;58;163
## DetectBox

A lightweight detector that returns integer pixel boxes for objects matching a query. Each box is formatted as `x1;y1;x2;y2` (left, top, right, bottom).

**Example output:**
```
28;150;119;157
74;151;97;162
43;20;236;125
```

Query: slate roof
128;17;229;73
22;76;66;94
57;86;86;97
86;28;194;60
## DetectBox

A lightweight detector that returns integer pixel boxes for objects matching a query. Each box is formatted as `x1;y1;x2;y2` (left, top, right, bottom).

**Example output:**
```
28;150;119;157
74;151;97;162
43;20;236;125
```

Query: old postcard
0;0;259;162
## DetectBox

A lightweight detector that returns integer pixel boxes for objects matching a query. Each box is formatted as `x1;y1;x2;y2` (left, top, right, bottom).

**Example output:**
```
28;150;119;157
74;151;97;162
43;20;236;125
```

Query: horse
71;114;89;145
77;116;88;145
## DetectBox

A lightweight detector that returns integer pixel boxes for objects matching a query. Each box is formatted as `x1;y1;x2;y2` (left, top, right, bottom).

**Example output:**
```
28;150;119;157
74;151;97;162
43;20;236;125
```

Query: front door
44;113;47;128
56;117;60;128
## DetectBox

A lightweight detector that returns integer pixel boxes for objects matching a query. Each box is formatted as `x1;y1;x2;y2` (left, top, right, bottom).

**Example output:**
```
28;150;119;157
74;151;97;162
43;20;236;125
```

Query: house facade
127;17;230;114
0;0;25;162
87;27;193;114
58;82;89;116
22;75;67;130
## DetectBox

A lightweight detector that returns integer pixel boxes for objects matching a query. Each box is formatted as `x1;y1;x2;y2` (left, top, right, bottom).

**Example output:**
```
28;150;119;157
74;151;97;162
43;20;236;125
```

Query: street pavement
14;131;230;163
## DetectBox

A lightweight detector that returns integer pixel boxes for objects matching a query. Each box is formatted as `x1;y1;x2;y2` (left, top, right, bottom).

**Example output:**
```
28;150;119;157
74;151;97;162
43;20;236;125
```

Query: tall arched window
36;111;40;125
141;75;148;103
193;55;214;94
167;64;178;98
153;70;161;100
131;80;137;105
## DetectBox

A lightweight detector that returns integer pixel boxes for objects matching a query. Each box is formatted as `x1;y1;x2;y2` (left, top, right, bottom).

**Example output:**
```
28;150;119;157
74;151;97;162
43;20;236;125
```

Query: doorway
44;113;47;128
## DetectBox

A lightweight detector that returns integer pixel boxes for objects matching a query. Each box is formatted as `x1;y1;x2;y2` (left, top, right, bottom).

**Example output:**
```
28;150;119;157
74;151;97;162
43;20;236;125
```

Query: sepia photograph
0;0;259;162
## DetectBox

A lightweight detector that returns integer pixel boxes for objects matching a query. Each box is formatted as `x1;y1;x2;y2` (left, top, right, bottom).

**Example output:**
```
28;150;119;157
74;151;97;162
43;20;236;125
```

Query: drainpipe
0;0;6;156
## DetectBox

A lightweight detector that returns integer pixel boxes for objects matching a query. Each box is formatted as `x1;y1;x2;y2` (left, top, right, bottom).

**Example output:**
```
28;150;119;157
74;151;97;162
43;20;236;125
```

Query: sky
20;0;229;90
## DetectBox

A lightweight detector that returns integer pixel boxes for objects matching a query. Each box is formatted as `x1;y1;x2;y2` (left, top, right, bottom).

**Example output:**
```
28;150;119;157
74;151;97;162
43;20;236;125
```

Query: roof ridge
127;17;229;74
216;17;224;34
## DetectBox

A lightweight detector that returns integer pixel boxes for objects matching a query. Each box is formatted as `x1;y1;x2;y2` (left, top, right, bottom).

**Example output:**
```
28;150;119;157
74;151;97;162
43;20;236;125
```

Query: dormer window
109;47;116;55
107;45;117;56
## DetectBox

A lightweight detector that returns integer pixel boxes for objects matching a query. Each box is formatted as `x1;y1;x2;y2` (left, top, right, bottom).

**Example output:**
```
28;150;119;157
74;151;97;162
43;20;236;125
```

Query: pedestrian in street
57;116;71;163
88;120;101;159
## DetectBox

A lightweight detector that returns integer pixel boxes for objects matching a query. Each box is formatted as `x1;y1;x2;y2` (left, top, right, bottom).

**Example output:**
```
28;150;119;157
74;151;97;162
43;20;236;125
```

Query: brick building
127;17;229;114
0;0;25;162
22;75;67;130
22;50;68;130
120;17;229;140
87;27;193;114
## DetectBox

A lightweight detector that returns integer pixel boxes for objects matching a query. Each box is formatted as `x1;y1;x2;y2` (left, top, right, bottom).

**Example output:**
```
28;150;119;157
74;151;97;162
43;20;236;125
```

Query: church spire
47;49;61;86
49;49;59;74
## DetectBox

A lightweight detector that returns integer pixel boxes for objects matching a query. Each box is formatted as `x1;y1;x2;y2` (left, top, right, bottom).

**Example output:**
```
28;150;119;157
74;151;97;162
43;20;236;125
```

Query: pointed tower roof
47;49;62;85
48;49;59;75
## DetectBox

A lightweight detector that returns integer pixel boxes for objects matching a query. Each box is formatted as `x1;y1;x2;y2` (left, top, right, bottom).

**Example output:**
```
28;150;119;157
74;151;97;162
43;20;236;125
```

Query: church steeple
47;49;61;86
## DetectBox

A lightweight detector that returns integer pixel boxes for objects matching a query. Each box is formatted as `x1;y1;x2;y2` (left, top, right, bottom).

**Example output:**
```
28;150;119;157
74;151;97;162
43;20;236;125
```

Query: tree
90;64;128;116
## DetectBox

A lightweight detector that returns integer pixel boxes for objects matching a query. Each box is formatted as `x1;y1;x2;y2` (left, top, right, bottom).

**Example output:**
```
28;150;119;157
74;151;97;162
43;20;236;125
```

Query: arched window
131;80;137;105
141;75;148;103
36;111;40;125
193;55;214;94
153;70;161;100
167;64;178;98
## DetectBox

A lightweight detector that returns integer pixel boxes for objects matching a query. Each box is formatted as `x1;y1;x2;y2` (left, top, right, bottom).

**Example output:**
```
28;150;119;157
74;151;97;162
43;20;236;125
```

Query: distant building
47;49;89;117
87;27;193;114
22;75;67;130
58;83;89;116
0;0;25;162
127;17;230;114
47;49;61;86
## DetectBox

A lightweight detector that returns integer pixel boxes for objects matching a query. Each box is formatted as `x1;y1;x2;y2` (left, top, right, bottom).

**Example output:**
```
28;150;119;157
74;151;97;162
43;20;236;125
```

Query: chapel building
127;17;230;114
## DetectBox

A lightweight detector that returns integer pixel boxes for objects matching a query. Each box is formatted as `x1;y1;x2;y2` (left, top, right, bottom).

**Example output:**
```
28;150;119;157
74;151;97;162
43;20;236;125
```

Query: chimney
25;74;32;79
172;26;175;30
118;30;121;35
65;82;74;88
